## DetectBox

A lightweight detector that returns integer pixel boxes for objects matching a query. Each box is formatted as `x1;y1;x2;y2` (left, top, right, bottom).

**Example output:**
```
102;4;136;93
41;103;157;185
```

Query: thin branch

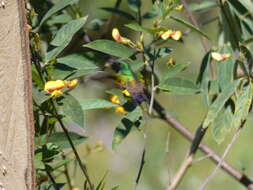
62;154;73;190
198;124;244;190
167;154;193;190
149;50;156;114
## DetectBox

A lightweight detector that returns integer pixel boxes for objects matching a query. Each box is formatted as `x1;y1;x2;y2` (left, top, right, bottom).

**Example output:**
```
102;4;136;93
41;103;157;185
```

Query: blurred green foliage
30;0;253;190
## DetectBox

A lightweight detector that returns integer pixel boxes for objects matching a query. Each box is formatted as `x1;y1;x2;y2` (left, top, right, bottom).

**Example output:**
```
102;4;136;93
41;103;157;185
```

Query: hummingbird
110;61;149;105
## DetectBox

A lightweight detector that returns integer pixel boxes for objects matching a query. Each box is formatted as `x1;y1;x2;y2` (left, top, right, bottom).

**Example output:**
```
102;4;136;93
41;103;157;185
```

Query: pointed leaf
83;40;134;58
203;80;241;128
80;99;118;110
170;16;209;39
112;107;142;149
51;17;88;47
212;107;233;143
56;94;85;128
39;0;77;28
158;77;200;94
48;132;88;149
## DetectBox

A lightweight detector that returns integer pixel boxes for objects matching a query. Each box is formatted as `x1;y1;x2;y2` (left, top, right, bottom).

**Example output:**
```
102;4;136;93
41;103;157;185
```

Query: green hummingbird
110;61;148;104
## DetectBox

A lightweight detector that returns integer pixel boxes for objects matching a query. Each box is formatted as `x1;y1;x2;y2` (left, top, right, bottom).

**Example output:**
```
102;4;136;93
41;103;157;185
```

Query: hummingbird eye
111;62;121;72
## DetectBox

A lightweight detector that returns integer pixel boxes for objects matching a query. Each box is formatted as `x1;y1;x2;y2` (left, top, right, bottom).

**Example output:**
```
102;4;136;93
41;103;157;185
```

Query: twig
167;154;193;190
198;123;244;190
193;153;213;163
62;154;73;190
149;50;156;114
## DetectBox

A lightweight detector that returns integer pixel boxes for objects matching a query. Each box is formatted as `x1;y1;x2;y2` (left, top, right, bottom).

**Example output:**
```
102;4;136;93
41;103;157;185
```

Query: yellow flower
160;30;173;40
66;79;78;89
115;106;127;114
109;95;121;105
50;90;63;97
175;4;184;11
171;30;182;41
159;30;182;41
112;28;131;44
211;52;231;62
44;80;65;93
122;89;131;97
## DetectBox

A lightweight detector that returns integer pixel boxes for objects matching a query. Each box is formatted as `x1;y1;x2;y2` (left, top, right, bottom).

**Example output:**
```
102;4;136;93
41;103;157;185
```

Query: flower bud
66;79;78;89
122;89;131;97
115;106;127;114
171;30;182;41
44;80;65;93
109;95;121;105
112;28;131;44
211;52;231;62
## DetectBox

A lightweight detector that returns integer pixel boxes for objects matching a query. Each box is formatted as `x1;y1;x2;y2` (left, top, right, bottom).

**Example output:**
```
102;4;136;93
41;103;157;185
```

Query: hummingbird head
106;61;132;76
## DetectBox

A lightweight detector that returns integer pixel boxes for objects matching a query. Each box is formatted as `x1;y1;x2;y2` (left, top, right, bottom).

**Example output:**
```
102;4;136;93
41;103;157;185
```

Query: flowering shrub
30;0;253;189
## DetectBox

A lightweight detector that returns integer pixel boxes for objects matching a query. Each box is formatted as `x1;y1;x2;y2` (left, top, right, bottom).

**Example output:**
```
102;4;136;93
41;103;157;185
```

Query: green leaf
80;99;118;110
112;107;142;149
56;94;85;128
232;83;253;129
101;8;135;20
38;0;77;28
83;40;134;58
46;42;69;62
220;1;241;49
47;14;72;25
57;54;98;70
189;1;217;12
202;80;241;128
48;132;87;149
51;17;88;47
158;77;200;94
196;51;212;105
170;16;209;39
212;107;233;143
32;84;51;105
35;152;45;169
160;63;189;82
52;54;99;80
127;0;141;13
216;45;234;89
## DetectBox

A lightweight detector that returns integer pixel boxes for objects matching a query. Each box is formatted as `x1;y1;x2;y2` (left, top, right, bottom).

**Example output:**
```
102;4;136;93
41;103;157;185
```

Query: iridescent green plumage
114;61;148;104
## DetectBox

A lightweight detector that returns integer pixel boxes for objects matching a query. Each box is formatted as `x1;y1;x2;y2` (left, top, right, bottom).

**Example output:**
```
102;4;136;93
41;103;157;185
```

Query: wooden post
0;0;34;189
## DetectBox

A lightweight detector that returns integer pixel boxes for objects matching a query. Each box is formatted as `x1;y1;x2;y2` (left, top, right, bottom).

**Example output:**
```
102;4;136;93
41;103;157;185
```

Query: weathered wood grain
0;0;34;189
